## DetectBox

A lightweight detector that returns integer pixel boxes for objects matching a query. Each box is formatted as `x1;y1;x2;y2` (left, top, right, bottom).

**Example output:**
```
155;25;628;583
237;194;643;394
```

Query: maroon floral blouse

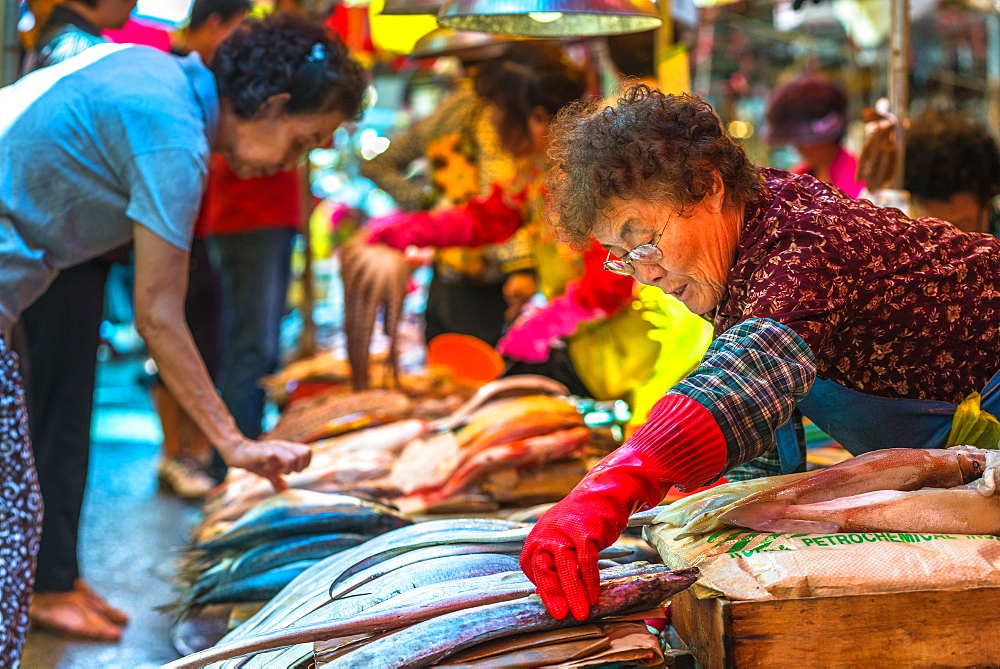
715;168;1000;404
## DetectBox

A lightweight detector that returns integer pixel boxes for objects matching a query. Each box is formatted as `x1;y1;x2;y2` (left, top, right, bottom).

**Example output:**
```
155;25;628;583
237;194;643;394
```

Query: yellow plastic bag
945;392;1000;450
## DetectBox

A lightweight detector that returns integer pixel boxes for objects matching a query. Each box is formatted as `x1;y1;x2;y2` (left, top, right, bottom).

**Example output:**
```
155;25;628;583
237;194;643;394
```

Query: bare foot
74;579;129;626
29;589;123;642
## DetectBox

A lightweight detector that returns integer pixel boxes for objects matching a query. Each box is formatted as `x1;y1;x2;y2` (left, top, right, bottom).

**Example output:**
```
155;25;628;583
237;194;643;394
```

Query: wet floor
22;355;202;668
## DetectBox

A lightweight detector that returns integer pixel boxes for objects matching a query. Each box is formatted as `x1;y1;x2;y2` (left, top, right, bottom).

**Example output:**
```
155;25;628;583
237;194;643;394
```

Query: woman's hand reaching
221;438;312;492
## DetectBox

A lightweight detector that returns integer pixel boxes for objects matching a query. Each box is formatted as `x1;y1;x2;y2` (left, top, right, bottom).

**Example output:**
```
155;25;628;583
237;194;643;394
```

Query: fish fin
754;519;841;534
723;501;841;534
721;500;791;531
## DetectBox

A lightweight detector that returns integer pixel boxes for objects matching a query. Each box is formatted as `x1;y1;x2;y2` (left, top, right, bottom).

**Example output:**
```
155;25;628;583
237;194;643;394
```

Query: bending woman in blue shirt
0;14;367;664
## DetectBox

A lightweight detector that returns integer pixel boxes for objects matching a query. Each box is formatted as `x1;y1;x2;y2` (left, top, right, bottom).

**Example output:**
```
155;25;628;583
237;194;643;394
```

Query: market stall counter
646;446;1000;668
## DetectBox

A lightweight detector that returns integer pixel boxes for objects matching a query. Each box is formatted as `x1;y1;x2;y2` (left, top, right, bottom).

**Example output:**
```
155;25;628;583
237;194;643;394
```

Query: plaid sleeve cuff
669;317;817;476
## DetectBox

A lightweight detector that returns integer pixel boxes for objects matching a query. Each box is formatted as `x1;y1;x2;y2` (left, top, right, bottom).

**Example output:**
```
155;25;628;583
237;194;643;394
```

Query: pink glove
520;394;726;621
366;185;524;251
365;208;474;250
496;285;606;363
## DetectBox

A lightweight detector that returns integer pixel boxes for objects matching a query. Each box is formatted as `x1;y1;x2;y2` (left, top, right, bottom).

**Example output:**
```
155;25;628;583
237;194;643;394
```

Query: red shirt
195;155;303;237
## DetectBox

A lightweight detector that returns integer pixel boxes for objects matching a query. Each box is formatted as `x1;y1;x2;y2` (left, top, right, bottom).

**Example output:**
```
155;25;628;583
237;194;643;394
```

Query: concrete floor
22;355;203;668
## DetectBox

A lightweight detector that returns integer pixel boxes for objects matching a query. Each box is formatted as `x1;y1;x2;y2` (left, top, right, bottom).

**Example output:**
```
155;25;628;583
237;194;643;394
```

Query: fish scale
227;533;370;582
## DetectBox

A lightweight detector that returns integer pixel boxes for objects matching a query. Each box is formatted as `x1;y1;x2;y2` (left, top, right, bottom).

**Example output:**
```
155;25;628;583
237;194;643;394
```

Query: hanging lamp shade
410;27;537;60
436;0;662;37
381;0;444;14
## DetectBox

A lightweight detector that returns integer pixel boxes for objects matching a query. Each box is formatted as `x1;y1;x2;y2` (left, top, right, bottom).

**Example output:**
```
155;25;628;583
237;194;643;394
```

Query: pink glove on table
519;394;726;621
496;284;606;363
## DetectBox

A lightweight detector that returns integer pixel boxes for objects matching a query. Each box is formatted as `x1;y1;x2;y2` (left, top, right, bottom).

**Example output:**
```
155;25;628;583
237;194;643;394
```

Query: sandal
29;589;123;642
74;579;129;627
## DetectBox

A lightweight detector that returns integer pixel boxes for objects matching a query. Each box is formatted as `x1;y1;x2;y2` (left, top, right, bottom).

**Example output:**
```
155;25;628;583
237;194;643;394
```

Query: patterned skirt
0;334;42;667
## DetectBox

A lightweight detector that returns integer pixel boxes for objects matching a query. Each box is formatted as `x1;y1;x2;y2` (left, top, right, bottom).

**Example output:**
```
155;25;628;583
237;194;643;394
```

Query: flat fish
671;447;992;537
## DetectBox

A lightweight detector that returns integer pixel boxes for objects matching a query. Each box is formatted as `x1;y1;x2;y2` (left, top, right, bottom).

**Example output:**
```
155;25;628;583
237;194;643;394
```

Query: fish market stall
166;351;671;666
165;517;696;668
645;446;1000;667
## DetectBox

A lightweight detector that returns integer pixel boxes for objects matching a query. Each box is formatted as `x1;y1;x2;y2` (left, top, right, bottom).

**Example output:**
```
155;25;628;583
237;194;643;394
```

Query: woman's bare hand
222;439;312;492
503;272;538;321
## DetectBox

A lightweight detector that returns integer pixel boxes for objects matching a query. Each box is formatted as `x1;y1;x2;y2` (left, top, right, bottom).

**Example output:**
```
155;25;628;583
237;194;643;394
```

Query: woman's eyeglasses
603;219;669;276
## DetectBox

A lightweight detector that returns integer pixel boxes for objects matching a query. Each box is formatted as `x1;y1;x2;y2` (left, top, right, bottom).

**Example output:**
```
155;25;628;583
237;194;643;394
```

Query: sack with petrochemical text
646;522;1000;601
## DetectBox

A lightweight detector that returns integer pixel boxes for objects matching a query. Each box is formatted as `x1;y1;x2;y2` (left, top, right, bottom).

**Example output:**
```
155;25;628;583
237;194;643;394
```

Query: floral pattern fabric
715;169;1000;406
0;336;42;667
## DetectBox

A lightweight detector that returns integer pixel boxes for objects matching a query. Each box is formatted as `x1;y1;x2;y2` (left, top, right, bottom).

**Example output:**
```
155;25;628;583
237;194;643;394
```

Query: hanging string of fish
339;237;411;391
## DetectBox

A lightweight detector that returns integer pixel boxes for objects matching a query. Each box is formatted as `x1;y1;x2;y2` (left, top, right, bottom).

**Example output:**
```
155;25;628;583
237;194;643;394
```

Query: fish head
951;445;989;484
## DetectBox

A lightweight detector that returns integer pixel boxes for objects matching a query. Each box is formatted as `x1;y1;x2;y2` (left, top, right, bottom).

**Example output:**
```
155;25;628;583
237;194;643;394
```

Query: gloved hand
496;284;605;363
520;394;726;621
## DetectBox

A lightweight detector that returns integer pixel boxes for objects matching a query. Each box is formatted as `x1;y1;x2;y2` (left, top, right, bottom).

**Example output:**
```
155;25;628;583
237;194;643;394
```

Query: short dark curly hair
905;109;1000;209
212;13;368;120
547;84;763;247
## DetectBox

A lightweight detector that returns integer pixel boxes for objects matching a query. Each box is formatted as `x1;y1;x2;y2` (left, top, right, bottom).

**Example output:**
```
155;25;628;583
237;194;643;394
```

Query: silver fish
320;564;699;668
215;520;523;650
196;491;410;553
236;553;522;669
161;571;533;668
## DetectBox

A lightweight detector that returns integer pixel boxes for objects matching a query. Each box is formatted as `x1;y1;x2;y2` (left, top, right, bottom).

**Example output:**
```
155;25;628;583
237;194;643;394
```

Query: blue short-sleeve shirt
0;43;219;331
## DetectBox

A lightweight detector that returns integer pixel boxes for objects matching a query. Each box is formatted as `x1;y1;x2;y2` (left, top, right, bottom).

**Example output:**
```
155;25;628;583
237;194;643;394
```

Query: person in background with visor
519;85;1000;622
0;15;367;662
763;74;864;198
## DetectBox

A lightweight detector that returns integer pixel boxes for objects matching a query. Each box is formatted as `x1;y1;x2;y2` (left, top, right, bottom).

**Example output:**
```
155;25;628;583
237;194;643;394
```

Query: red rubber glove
520;394;727;621
365;185;523;250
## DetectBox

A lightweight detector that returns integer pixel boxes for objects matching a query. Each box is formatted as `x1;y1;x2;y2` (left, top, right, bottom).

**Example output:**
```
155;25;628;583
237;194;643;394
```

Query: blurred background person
201;19;322;446
366;43;709;420
20;0;135;72
360;35;522;348
763;74;865;198
905;108;1000;234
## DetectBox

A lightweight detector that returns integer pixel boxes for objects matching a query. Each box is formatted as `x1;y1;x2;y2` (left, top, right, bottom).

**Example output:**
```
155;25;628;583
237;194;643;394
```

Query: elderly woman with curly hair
520;85;1000;622
0;14;366;661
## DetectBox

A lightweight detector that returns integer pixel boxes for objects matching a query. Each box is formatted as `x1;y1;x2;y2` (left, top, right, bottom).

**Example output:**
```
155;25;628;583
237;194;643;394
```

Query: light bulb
528;12;563;23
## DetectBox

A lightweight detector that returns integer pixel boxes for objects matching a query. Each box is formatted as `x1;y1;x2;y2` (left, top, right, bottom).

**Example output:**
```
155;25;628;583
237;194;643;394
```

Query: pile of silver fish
179;491;411;612
163;518;697;668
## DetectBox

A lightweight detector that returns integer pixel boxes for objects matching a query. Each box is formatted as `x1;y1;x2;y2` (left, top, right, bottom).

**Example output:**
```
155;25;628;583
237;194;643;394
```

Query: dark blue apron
773;370;1000;473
